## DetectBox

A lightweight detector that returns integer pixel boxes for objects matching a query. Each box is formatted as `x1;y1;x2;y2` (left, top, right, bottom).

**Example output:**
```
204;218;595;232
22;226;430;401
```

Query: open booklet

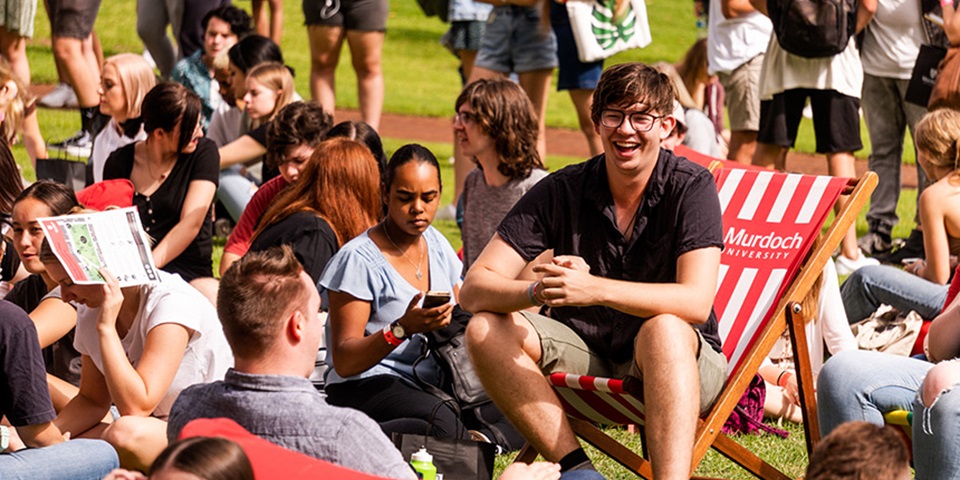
38;206;160;287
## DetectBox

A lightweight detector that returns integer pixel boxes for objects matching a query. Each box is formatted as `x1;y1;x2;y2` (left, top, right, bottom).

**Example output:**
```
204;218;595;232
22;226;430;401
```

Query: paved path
32;84;917;188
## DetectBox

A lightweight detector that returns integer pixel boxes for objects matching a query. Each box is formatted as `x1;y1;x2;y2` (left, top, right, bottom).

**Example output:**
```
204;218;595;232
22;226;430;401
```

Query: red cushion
179;418;394;480
76;179;135;211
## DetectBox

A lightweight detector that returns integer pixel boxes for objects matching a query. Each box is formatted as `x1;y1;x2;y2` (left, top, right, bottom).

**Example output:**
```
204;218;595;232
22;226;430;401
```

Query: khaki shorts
521;311;728;415
718;53;764;132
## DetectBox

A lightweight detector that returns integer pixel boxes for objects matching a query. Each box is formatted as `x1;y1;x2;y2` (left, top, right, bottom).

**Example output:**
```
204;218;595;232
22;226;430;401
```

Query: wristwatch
383;320;406;346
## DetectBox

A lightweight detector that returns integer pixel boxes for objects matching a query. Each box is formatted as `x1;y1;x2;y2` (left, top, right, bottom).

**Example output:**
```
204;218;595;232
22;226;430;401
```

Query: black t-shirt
4;275;82;386
249;211;339;284
246;123;280;182
0;300;56;426
103;138;220;281
247;123;268;147
497;150;724;363
5;274;48;311
1;238;20;282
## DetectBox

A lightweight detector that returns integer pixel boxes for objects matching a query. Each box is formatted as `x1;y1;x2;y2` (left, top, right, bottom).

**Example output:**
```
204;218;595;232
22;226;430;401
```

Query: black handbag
421;306;490;408
412;306;526;451
906;44;949;107
35;158;88;191
391;400;497;480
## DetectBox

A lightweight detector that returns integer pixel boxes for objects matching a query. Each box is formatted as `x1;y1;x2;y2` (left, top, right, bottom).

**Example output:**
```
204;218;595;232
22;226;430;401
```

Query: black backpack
768;0;857;58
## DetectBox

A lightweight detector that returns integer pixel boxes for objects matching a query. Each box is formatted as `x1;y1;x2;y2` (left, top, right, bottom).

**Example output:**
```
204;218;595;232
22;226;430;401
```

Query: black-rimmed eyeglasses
599;109;662;132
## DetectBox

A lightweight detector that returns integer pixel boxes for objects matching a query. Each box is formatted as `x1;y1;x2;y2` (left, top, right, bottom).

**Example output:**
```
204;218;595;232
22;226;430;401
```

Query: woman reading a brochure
40;232;232;472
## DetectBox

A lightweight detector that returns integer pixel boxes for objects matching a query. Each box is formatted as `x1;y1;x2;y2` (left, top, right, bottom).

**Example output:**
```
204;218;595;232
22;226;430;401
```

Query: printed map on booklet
38;207;160;286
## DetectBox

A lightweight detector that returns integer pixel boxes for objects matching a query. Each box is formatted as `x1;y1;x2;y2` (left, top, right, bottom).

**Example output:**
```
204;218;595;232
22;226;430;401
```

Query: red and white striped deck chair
675;145;764;174
515;167;878;479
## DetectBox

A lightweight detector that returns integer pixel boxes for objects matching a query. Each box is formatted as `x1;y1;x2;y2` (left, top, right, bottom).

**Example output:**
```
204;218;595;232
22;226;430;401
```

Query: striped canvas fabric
547;167;848;427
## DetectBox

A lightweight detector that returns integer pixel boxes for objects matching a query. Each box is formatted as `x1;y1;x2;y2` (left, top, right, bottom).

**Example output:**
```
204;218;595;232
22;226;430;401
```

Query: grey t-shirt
167;369;416;479
461;167;548;273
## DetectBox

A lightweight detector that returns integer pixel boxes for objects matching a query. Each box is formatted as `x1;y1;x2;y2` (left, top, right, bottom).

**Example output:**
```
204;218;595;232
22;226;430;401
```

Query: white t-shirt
207;104;247;147
91;119;146;183
758;35;863;100
861;0;923;79
707;0;772;75
73;271;233;418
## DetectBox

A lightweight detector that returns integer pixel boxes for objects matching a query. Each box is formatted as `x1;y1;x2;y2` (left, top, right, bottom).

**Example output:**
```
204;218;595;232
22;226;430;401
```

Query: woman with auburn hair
454;78;547;272
248;137;382;283
91;53;157;183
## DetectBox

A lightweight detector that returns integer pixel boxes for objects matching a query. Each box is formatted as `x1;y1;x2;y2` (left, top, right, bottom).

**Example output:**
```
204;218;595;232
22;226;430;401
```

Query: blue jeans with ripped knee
913;360;960;479
818;350;960;479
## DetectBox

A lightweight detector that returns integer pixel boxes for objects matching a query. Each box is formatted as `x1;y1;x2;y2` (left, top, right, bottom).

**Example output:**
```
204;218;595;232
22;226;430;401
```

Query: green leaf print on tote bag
566;0;652;62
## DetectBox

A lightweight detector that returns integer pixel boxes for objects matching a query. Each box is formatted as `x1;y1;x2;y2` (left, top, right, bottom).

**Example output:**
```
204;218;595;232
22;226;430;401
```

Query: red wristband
382;325;403;346
777;371;793;388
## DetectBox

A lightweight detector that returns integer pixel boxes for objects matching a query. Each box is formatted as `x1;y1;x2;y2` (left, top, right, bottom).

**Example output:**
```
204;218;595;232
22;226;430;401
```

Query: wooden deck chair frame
513;169;878;479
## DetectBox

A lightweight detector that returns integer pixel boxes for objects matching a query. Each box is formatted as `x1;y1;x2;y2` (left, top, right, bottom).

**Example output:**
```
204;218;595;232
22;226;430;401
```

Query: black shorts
757;88;862;154
303;0;389;31
47;0;101;39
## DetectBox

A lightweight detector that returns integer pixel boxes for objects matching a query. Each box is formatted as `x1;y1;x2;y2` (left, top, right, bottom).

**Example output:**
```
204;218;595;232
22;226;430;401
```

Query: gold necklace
382;223;424;280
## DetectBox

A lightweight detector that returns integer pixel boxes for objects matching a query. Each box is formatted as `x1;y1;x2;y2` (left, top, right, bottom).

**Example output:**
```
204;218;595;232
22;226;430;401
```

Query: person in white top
91;53;157;183
749;0;879;276
707;0;772;165
42;243;232;472
857;0;929;258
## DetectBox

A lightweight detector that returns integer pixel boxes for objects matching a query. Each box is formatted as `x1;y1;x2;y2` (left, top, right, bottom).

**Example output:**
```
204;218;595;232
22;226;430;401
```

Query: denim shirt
167;369;416;479
448;0;492;22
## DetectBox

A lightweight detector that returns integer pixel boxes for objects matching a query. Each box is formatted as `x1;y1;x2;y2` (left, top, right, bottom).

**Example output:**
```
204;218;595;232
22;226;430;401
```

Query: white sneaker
435;204;457;221
835;248;880;276
38;83;78;109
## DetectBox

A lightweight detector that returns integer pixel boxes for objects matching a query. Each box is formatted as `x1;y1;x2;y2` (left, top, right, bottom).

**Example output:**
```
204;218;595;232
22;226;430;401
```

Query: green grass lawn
15;2;922;478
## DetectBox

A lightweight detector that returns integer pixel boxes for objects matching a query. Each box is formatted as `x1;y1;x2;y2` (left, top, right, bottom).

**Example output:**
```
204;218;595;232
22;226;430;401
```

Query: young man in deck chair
461;62;727;480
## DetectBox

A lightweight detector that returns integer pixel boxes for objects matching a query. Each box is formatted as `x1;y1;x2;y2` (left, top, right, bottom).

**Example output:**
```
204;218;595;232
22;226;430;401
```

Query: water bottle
410;447;437;480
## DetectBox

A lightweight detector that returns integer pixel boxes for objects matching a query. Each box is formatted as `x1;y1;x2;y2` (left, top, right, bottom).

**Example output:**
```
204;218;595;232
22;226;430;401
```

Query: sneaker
47;130;93;159
858;231;893;256
882;229;925;265
835;249;880;276
435;204;456;221
38;83;78;109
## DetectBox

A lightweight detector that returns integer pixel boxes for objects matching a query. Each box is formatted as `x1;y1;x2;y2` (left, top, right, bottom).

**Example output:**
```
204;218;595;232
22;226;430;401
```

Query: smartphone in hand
422;290;451;308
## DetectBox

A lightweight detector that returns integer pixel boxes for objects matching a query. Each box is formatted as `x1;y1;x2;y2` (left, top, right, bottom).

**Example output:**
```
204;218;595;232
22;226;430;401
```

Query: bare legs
0;27;29;84
52;34;99;108
307;25;385;130
252;0;284;44
828;151;860;260
568;88;601;156
633;315;701;480
465;311;581;460
727;130;758;165
466;312;702;479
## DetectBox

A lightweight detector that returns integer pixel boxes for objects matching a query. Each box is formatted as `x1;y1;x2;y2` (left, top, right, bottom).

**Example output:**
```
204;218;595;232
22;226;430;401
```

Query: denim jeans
839;265;948;323
818;350;960;479
218;166;258;223
913;365;960;479
818;350;931;434
0;439;119;479
861;74;929;234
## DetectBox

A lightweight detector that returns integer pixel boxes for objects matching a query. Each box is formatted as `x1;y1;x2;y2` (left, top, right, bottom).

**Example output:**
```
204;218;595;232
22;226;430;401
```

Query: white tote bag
566;0;652;63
